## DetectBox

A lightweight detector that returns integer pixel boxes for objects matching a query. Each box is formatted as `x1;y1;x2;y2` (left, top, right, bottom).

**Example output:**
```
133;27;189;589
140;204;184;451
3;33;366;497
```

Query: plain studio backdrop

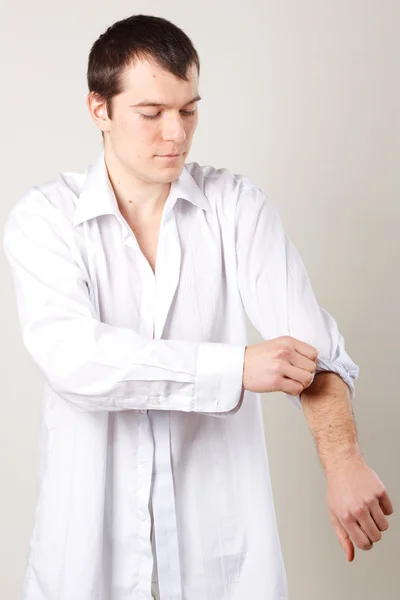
1;1;399;599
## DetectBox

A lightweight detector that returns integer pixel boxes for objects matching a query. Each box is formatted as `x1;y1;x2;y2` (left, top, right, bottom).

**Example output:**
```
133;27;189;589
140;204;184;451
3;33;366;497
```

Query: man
3;14;393;600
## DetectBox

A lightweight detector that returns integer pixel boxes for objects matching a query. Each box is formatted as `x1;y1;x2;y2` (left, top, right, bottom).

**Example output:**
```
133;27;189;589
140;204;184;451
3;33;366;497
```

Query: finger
283;364;314;389
378;490;394;516
345;520;373;552
290;351;317;374
330;512;355;561
358;509;383;543
369;498;389;532
292;339;318;361
280;377;304;397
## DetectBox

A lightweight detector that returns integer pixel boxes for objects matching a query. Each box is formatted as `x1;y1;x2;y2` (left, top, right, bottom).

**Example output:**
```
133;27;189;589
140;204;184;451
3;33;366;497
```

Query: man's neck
104;150;171;221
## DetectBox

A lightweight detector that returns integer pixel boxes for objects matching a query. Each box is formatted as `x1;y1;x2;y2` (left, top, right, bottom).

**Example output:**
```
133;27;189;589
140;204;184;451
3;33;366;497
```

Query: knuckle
376;487;387;499
271;375;282;390
365;496;376;506
271;361;283;375
276;346;291;360
353;505;366;518
341;512;353;525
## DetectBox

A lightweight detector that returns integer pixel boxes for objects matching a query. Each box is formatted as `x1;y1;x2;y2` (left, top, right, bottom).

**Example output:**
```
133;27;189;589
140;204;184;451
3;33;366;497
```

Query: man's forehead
122;57;198;82
120;60;200;106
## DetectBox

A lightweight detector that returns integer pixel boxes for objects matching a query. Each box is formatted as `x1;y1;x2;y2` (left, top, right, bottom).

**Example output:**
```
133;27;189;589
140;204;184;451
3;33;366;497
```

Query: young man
3;14;393;600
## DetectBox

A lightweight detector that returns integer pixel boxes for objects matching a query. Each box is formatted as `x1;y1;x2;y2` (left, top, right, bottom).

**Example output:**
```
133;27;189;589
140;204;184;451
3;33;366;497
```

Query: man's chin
152;163;184;182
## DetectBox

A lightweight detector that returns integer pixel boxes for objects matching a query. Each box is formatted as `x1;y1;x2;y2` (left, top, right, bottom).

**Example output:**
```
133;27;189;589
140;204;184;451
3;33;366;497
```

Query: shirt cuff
195;343;246;414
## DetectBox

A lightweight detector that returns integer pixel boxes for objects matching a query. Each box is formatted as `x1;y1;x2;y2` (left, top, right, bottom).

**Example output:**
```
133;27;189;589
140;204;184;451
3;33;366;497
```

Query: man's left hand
326;457;393;561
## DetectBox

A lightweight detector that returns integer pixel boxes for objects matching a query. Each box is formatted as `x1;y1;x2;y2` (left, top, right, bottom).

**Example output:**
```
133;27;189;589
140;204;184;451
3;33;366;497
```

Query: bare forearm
300;372;362;472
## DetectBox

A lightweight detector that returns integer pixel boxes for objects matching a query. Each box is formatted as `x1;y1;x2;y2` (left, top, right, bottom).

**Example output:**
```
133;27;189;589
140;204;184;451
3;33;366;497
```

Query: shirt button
138;510;147;521
140;409;147;414
151;399;160;406
138;461;147;468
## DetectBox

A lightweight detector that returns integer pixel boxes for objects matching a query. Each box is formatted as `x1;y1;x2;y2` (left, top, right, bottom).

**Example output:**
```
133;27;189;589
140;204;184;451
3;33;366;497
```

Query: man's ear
86;92;110;133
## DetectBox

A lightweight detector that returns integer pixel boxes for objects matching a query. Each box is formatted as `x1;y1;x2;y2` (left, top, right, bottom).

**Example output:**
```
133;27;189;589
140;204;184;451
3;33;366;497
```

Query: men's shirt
3;152;359;600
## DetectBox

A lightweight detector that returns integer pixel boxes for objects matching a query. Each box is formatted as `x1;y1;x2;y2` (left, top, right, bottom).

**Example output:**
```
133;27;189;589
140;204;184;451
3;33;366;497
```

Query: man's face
92;58;200;185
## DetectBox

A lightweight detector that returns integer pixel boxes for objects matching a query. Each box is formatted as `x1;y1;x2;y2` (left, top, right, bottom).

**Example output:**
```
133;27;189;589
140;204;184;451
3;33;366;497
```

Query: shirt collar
73;151;211;227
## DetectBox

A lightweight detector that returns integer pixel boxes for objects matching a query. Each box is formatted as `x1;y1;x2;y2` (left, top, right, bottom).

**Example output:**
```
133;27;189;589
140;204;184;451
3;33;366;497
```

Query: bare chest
125;214;162;275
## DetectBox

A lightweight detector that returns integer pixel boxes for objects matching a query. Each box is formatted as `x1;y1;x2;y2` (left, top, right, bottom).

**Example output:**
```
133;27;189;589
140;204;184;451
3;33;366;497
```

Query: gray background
1;1;399;598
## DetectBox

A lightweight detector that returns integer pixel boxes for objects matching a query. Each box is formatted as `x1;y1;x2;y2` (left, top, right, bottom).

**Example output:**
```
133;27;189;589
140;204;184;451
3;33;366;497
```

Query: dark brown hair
87;14;200;119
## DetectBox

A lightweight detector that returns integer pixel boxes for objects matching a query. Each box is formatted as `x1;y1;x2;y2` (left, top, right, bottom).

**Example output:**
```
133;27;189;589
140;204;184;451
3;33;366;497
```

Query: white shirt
3;152;359;600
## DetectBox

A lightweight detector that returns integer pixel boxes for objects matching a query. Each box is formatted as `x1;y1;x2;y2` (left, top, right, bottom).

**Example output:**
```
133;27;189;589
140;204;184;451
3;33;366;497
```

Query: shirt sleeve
3;191;245;415
235;186;359;408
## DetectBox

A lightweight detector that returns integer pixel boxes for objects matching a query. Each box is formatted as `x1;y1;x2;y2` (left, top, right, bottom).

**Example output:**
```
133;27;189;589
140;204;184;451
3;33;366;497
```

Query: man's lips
156;153;182;157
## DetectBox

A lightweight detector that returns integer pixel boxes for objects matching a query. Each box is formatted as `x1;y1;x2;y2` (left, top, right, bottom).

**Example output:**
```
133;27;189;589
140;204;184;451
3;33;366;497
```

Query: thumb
329;510;355;562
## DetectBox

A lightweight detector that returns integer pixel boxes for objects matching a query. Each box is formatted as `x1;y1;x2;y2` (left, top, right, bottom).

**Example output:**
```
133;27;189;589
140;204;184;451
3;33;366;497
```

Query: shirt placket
119;219;157;598
149;410;183;600
136;409;156;599
136;245;159;599
123;211;183;599
150;213;183;600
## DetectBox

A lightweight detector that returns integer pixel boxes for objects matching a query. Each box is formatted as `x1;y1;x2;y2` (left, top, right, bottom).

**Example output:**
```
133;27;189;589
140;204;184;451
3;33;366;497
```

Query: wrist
323;447;364;475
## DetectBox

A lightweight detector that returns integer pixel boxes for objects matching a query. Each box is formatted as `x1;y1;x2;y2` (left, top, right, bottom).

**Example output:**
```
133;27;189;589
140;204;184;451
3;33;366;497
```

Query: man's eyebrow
130;94;202;108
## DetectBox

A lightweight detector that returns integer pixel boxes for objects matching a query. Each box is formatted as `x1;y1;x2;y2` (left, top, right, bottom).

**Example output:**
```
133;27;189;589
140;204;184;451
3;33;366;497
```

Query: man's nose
161;113;187;143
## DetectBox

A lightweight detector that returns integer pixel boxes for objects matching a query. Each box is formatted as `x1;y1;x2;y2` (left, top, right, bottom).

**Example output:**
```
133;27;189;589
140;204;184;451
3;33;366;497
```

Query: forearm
300;372;362;472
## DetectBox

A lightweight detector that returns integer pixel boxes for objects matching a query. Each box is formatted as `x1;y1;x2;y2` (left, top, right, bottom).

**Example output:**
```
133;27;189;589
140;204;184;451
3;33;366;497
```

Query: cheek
114;117;139;143
137;119;160;139
117;114;149;135
121;120;159;150
186;119;198;138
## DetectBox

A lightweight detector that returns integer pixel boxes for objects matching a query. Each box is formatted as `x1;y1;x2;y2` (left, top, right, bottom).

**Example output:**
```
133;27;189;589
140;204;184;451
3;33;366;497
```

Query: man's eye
141;113;161;120
141;109;197;120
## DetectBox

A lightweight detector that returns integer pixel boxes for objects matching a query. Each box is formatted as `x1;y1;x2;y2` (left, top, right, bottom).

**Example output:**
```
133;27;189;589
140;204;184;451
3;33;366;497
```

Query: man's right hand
242;336;318;396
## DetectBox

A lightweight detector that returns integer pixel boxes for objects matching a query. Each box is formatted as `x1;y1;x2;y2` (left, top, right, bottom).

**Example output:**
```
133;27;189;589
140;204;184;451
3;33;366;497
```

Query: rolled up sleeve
235;186;359;408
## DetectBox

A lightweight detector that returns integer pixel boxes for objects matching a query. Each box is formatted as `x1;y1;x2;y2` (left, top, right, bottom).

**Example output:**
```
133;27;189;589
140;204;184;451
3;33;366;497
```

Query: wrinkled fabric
3;152;359;600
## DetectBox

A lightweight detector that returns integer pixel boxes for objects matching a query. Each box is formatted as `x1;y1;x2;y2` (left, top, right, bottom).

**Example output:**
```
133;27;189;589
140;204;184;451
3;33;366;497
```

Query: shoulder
184;161;262;213
4;166;86;229
3;166;86;247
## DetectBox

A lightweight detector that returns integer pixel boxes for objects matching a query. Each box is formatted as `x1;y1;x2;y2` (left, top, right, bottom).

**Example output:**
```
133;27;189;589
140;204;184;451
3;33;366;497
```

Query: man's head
87;14;201;185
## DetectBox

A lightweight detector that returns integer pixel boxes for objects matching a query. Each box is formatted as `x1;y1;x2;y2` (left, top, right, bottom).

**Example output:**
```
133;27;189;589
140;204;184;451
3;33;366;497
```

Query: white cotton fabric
3;152;359;600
